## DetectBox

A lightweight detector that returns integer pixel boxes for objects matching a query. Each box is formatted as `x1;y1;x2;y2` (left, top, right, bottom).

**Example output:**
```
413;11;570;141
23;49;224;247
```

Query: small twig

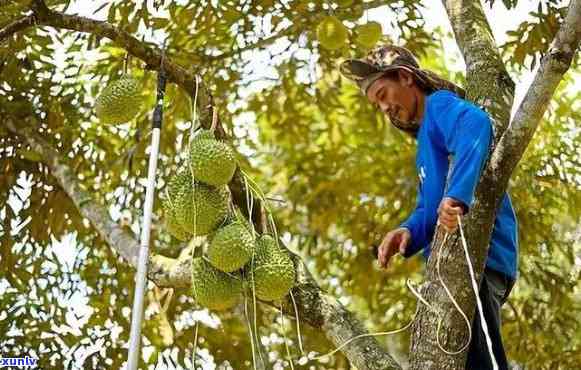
265;196;286;204
210;106;218;132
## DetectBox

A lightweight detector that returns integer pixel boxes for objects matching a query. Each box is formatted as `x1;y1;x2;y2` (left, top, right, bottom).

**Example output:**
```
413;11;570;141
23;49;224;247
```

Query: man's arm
399;184;428;257
439;107;493;212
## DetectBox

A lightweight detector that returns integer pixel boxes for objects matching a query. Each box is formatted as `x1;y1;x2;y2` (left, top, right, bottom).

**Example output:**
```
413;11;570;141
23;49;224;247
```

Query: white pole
127;62;167;370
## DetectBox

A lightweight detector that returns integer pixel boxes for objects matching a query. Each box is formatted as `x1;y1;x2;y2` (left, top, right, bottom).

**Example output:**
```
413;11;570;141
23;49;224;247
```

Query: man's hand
377;227;411;269
437;197;465;233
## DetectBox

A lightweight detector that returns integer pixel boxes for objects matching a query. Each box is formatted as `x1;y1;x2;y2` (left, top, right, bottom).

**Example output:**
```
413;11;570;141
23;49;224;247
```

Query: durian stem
123;52;129;74
210;106;218;132
244;175;257;239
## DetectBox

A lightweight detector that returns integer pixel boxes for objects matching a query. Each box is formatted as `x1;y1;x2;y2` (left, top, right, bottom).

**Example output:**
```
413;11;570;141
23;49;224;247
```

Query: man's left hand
437;197;465;233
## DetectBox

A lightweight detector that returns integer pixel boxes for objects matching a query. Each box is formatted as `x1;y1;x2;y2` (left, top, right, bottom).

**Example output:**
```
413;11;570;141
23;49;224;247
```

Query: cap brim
339;59;381;81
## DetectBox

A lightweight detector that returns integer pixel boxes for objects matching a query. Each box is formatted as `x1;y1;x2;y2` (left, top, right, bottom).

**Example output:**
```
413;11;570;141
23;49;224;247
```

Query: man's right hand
377;227;411;269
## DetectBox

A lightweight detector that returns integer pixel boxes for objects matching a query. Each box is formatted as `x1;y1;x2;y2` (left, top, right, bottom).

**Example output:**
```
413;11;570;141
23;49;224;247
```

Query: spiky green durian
95;75;142;124
162;170;229;236
189;133;237;186
191;257;243;310
247;235;295;301
208;221;255;272
317;16;348;51
355;22;382;49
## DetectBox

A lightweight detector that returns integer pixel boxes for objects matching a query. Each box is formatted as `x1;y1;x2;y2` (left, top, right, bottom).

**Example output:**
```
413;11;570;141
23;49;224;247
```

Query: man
340;45;519;370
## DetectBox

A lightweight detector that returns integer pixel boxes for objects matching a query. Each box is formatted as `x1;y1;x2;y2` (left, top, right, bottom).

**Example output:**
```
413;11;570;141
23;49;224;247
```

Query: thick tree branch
491;0;581;185
442;0;515;137
407;3;518;368
0;15;34;41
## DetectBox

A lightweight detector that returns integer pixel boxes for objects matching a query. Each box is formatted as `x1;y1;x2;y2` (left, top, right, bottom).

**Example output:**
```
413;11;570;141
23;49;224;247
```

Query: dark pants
465;267;515;370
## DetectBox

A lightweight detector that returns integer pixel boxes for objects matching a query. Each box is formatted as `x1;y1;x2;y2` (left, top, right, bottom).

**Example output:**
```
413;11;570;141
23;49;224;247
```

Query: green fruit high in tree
191;258;243;310
95;75;143;124
208;220;255;272
189;130;237;186
355;22;382;49
248;235;296;301
317;16;349;51
162;170;229;237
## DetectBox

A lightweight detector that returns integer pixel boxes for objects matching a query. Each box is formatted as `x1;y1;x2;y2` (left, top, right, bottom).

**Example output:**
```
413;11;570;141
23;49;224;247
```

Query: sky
4;0;566;369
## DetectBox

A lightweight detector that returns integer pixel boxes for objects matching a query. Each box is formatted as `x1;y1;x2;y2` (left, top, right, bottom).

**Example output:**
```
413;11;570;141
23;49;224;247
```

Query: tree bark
442;0;515;136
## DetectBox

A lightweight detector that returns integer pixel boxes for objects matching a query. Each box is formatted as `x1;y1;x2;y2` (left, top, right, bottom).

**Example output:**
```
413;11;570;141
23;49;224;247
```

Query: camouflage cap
339;45;465;98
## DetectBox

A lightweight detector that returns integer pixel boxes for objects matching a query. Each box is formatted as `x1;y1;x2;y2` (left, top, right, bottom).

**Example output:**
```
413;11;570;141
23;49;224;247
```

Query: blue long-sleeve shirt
400;90;519;279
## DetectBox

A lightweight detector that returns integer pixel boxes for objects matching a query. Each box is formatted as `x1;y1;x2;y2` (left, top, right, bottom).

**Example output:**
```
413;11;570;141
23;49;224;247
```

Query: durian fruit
189;130;237;186
247;235;295;301
208;220;255;272
317;16;349;51
192;129;216;142
95;75;142;124
164;213;192;241
162;170;229;236
355;22;382;49
191;257;243;310
226;207;255;234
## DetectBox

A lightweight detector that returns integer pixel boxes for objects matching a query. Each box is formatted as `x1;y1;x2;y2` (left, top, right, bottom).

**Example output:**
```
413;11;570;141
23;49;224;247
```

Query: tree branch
491;0;581;185
0;15;34;41
441;0;515;137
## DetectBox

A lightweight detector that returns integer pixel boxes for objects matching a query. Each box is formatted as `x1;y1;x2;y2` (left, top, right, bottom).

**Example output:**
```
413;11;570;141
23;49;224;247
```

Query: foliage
1;0;579;369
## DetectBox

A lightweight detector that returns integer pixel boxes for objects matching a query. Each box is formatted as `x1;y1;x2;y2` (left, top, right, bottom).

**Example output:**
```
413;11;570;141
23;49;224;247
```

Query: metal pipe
127;52;167;370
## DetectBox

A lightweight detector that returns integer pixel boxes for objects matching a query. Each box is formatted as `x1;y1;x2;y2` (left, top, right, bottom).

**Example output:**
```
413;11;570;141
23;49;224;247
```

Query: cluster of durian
93;74;296;310
162;130;296;311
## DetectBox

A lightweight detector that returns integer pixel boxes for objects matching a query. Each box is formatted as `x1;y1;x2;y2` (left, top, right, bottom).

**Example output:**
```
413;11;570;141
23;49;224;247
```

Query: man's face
365;71;418;126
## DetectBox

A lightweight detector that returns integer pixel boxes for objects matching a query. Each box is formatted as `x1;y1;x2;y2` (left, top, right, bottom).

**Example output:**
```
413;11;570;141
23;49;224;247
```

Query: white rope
289;290;304;354
189;74;200;370
435;232;472;354
192;320;199;370
457;215;499;369
243;175;265;368
243;292;259;370
280;304;295;370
